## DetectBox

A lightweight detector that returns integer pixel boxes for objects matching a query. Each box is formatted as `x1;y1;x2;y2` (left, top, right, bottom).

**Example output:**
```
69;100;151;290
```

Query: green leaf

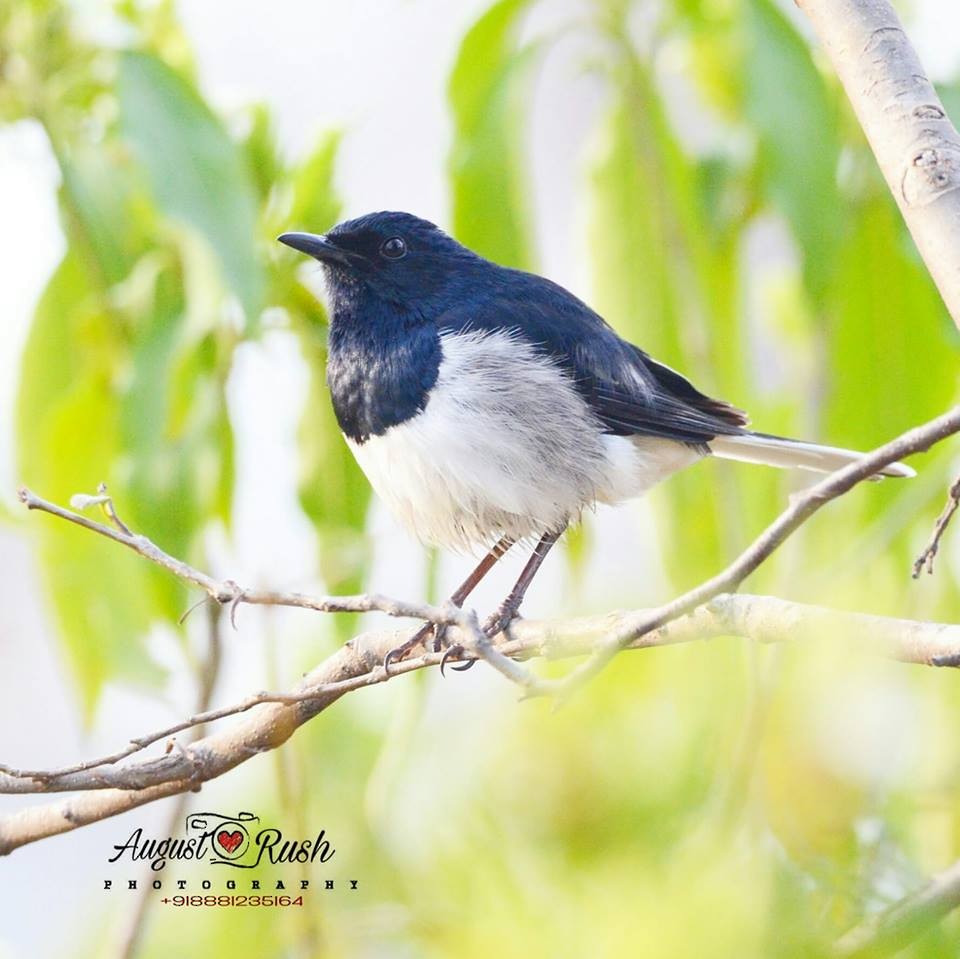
744;0;842;304
51;138;149;289
586;96;685;363
16;254;163;715
586;88;732;586
289;131;342;233
16;252;90;484
241;103;284;202
16;248;236;713
118;50;265;326
825;197;958;474
448;0;535;268
585;47;792;587
38;380;164;714
117;261;235;621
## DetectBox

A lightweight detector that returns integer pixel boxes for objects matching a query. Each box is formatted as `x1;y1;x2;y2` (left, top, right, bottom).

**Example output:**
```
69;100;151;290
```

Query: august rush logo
103;812;359;903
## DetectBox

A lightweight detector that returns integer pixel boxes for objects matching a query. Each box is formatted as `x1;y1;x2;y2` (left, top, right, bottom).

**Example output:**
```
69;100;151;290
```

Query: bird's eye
380;236;407;259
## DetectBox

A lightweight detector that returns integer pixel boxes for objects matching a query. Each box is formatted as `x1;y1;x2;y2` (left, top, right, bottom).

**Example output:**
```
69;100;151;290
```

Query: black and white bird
279;211;913;670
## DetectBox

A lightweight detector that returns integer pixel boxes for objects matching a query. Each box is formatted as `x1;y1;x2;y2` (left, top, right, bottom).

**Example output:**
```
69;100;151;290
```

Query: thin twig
1;587;958;853
18;484;543;689
2;592;959;795
912;473;960;578
2;407;959;852
17;485;459;625
535;406;960;701
786;8;960;941
834;857;960;957
112;603;223;959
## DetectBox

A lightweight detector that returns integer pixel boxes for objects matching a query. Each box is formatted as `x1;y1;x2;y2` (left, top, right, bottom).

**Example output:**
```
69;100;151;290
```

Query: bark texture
800;0;960;330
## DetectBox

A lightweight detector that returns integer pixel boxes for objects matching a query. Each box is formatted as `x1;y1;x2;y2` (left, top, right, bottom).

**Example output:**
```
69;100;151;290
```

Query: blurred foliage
3;0;368;710
4;0;960;957
448;0;536;270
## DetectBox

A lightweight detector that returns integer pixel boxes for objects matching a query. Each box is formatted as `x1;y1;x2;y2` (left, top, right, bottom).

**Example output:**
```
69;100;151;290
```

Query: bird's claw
383;619;486;677
382;621;436;673
482;605;520;640
439;645;476;677
438;605;520;677
381;645;405;673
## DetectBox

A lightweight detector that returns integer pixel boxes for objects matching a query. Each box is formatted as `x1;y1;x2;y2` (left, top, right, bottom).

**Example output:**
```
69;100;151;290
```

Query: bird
278;211;914;672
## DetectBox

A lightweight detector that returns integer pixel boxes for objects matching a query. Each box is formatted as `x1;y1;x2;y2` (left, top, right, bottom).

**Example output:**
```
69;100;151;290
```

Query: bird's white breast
346;329;700;552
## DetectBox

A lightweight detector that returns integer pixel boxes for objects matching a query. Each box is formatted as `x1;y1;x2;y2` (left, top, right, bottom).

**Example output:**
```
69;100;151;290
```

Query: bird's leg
482;529;562;639
383;537;512;672
439;529;563;675
431;537;513;649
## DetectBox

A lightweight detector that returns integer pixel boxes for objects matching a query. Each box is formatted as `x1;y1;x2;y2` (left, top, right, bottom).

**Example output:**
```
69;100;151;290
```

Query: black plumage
315;211;747;448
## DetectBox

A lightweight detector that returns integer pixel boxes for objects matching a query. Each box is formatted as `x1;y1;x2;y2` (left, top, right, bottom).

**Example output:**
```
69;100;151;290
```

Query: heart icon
217;829;244;854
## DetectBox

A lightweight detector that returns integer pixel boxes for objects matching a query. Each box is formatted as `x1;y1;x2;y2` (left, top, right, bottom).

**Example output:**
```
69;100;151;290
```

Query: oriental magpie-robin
278;211;913;671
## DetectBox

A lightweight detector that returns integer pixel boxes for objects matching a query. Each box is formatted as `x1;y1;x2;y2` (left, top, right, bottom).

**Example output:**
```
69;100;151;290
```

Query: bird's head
278;211;478;312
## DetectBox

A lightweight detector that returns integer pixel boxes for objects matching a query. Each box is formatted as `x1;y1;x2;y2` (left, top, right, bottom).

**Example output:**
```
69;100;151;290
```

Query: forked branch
2;405;959;858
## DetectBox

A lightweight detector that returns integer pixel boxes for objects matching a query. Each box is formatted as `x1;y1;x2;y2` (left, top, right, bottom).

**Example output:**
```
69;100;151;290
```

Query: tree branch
1;591;959;852
537;405;960;699
2;593;958;791
782;9;960;948
18;485;458;625
785;8;960;943
796;0;960;332
2;406;958;856
112;602;223;959
913;472;960;578
18;484;536;686
835;856;960;957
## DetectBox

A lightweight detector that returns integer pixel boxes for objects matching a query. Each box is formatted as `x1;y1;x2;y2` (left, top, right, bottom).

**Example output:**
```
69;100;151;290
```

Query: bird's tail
708;432;915;479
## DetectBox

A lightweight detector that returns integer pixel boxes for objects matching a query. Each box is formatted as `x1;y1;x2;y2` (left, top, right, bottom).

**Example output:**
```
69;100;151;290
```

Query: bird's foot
383;620;477;676
431;623;478;676
435;603;521;676
382;621;437;673
439;643;475;676
432;604;523;676
482;601;521;640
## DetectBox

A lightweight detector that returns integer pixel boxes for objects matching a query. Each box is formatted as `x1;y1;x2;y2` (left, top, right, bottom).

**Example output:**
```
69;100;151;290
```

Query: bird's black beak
277;231;354;267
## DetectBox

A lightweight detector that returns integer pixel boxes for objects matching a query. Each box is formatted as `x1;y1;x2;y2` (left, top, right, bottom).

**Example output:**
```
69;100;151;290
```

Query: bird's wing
436;272;748;446
587;347;749;443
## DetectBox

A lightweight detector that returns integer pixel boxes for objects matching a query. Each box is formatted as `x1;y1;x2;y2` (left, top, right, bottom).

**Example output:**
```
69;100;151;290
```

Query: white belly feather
346;330;700;552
